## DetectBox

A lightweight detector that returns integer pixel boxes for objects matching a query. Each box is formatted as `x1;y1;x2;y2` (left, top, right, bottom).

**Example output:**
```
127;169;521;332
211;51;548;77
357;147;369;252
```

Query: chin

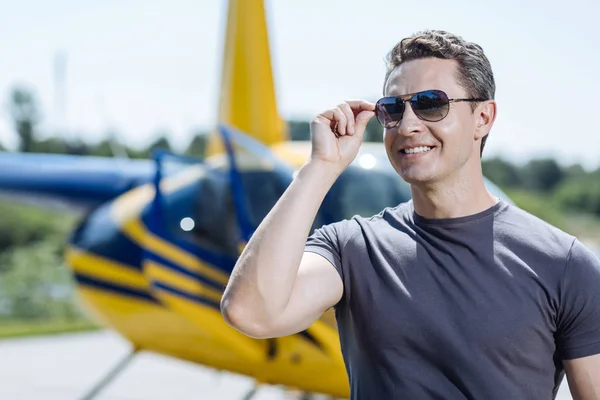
399;171;438;185
395;163;440;185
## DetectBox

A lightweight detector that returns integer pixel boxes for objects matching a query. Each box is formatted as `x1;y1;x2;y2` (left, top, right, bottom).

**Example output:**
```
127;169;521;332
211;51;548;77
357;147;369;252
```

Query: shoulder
566;238;600;273
310;201;413;247
494;202;576;257
351;201;413;226
495;202;572;241
555;237;600;358
345;201;413;236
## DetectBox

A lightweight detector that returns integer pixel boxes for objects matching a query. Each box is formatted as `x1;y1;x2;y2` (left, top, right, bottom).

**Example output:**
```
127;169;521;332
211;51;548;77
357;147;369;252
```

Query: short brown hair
383;30;495;156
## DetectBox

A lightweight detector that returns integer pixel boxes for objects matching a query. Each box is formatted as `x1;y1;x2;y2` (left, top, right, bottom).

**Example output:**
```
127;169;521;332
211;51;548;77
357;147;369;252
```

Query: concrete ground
0;330;574;400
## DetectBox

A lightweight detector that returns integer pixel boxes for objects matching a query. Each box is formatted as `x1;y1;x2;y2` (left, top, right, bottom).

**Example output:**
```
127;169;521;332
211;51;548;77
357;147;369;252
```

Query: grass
0;319;101;339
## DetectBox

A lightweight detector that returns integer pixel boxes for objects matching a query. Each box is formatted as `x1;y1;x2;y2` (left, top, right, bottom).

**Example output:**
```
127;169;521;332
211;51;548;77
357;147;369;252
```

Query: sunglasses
375;89;488;128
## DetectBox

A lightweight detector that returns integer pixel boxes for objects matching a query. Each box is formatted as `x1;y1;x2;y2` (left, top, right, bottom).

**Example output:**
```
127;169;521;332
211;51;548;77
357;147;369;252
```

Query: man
221;30;600;399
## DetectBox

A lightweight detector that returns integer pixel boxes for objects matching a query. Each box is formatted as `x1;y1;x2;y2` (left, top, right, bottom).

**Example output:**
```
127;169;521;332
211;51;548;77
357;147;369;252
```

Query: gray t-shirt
305;200;600;399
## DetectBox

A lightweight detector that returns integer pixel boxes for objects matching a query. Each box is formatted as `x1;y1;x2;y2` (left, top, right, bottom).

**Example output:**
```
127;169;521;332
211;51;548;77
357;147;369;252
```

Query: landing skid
241;385;329;400
241;384;259;400
78;348;139;400
77;351;330;400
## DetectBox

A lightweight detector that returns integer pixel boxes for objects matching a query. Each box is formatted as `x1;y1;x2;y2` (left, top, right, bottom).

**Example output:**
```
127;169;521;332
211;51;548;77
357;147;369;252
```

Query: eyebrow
384;90;432;99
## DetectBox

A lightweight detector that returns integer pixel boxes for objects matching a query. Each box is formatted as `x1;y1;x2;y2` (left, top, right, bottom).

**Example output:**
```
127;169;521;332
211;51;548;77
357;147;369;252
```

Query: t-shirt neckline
411;199;506;226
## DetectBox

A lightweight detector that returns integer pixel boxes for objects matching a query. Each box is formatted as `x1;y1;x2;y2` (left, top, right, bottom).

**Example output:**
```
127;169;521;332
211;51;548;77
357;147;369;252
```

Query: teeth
403;146;432;154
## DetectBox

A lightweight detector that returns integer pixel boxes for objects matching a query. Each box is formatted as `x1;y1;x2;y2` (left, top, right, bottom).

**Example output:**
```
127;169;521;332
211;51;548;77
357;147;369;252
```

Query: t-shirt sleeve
556;239;600;360
304;222;347;281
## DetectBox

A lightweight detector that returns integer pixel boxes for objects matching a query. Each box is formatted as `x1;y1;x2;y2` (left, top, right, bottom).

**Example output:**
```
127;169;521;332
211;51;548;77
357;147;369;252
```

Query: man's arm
220;100;375;339
221;160;343;338
564;355;600;400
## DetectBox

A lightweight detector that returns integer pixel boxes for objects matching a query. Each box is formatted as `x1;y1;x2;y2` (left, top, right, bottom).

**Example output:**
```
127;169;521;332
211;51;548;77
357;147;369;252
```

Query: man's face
383;58;485;185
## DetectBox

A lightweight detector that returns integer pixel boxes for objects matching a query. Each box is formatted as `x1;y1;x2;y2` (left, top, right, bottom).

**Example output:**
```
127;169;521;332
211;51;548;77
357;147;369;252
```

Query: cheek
383;129;396;150
433;117;469;149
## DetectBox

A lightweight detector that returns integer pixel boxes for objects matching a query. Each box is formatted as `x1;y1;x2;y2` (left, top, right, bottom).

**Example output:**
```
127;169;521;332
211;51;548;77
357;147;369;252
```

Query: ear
474;100;497;141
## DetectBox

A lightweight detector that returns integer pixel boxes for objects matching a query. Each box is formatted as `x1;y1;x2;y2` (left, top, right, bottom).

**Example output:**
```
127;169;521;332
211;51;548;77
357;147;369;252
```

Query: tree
185;132;209;157
9;86;40;152
63;137;91;155
143;133;173;158
0;201;76;254
89;138;119;158
563;163;587;180
521;158;564;192
31;137;68;154
482;157;522;188
555;178;600;216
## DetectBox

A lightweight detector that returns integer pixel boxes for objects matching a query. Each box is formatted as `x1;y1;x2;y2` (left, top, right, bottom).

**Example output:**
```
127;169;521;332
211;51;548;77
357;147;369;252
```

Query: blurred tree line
482;157;600;217
3;86;387;159
1;85;599;325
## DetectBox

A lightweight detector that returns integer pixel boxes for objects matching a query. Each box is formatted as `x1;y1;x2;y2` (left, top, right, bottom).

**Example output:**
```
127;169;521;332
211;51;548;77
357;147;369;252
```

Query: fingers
331;107;347;137
339;100;376;134
345;100;375;133
315;100;376;137
345;99;376;113
315;106;349;137
338;103;355;135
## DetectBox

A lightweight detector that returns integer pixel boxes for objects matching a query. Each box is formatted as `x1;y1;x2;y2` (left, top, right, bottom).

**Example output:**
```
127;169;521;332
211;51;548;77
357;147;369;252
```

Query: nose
394;102;424;137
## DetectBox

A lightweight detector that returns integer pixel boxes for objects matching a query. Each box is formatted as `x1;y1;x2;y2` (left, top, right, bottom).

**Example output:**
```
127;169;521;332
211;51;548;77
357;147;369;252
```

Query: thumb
355;110;375;131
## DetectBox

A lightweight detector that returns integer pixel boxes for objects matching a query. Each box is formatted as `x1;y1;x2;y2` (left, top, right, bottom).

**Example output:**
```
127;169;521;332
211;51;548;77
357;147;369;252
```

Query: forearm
221;159;340;333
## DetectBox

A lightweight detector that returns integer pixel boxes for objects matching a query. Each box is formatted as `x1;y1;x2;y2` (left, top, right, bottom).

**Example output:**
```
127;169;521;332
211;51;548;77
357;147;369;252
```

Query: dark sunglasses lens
376;98;404;128
411;90;449;121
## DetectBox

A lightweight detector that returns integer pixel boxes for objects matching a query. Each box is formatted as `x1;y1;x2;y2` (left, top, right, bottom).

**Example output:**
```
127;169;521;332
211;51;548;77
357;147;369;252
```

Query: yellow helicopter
0;0;511;398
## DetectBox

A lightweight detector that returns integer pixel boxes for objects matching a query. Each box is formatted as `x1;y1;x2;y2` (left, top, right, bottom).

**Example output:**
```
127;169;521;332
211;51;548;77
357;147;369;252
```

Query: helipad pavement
0;330;574;399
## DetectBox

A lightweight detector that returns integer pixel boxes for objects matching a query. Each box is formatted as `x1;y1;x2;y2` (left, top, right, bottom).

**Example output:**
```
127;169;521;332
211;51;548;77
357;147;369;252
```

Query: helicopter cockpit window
319;166;411;224
180;167;289;257
239;169;288;229
190;170;239;257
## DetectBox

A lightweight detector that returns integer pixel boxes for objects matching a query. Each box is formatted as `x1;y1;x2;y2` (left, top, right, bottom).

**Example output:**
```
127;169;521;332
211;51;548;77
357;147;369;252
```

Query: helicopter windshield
315;165;412;227
238;169;289;228
184;166;289;256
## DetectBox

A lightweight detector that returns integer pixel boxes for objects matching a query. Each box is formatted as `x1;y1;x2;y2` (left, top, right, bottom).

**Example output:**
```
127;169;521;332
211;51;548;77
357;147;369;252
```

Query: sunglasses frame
375;89;488;128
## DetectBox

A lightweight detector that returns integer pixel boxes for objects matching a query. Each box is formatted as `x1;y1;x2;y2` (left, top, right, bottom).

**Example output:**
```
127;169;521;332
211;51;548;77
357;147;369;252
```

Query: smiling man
221;30;600;399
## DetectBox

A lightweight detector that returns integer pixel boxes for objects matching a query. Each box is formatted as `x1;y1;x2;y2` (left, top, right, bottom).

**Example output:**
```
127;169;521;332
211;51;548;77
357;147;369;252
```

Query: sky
1;0;599;169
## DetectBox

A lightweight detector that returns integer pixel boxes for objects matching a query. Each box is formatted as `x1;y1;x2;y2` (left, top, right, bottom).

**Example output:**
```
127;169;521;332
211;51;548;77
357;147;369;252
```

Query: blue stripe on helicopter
151;281;221;309
73;271;323;351
166;237;237;274
71;202;234;284
140;198;237;275
73;272;158;303
150;279;322;350
69;204;143;271
143;250;226;291
141;222;237;274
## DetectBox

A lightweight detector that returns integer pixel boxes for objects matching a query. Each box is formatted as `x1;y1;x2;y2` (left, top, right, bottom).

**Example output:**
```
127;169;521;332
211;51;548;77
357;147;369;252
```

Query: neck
410;166;497;219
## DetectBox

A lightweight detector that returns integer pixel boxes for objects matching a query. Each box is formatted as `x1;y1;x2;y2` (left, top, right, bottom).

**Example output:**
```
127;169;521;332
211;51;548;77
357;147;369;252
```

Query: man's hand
564;354;600;399
310;100;375;173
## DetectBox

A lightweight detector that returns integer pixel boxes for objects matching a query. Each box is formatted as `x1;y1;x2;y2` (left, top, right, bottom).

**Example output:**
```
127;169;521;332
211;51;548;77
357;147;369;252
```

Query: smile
400;146;434;155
